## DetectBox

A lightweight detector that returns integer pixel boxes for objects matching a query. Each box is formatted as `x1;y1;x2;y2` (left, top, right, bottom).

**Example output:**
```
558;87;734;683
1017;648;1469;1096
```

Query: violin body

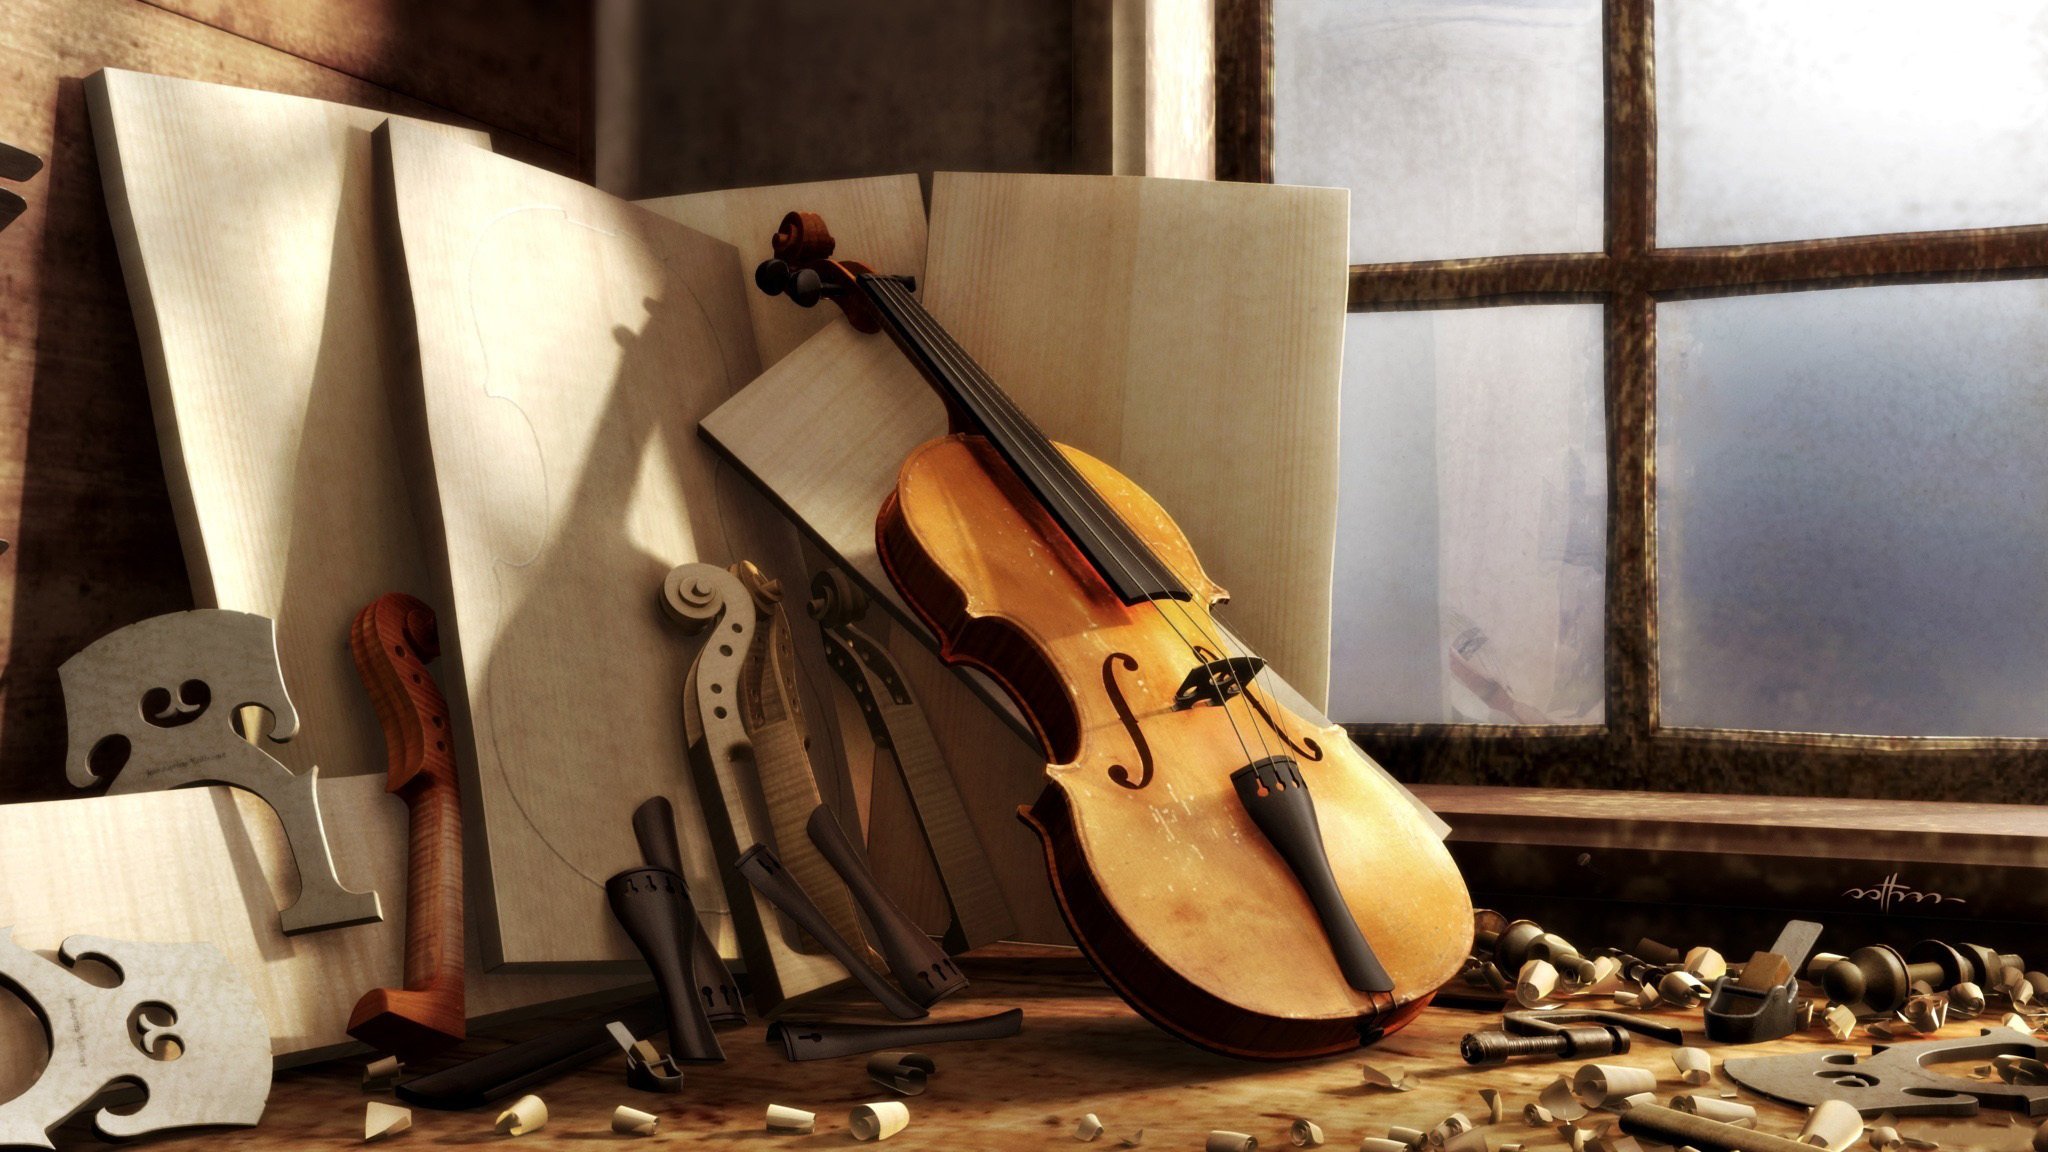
879;433;1473;1059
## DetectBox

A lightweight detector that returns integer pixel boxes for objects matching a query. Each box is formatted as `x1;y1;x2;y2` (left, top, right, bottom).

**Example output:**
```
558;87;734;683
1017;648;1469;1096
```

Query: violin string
871;280;1288;775
866;274;1273;715
866;277;1277;771
871;276;1371;996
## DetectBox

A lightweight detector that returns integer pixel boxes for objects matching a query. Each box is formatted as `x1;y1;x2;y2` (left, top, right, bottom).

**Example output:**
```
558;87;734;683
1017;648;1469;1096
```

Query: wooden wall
592;0;1213;199
0;0;589;802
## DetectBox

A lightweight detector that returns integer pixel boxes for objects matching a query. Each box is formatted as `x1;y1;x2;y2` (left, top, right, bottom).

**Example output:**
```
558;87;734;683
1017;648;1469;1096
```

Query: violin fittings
806;803;968;1008
1231;757;1392;994
735;843;927;1021
605;867;727;1064
630;797;746;1027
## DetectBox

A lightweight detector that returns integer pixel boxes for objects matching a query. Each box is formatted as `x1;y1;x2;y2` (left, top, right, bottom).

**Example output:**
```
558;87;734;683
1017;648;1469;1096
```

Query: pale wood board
635;174;930;829
698;174;1363;942
919;172;1344;702
636;177;1022;941
0;777;639;1097
381;120;835;969
86;69;481;792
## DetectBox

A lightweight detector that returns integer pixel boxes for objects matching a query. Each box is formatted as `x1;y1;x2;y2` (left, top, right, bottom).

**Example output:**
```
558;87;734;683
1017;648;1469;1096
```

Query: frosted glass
1658;281;2048;736
1331;306;1605;725
1659;1;2048;247
1274;0;1604;265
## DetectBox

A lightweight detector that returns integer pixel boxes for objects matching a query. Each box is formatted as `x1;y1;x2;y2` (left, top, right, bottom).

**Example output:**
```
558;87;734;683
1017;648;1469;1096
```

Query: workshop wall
0;0;588;802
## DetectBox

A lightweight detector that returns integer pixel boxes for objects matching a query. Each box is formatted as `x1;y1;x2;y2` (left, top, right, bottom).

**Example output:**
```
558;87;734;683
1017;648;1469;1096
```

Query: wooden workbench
84;951;2039;1151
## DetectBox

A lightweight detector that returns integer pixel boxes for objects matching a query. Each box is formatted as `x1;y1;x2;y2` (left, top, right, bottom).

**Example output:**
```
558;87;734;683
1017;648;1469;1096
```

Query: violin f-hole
1102;652;1154;790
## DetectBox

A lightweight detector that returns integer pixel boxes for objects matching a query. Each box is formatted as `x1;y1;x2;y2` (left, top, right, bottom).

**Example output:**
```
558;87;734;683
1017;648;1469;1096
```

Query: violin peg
789;266;826;307
755;258;791;296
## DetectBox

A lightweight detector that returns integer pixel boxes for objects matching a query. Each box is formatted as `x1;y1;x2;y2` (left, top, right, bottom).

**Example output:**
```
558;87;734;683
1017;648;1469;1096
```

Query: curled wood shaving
1361;1062;1416;1092
1479;1087;1504;1124
1541;1075;1588;1121
1824;1004;1859;1040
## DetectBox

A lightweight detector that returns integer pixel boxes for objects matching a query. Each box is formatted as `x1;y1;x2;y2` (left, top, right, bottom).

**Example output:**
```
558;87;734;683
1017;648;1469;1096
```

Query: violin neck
857;274;1190;606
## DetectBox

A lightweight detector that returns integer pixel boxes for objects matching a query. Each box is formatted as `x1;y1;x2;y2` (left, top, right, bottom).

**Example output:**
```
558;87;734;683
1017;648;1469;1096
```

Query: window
1224;0;2048;799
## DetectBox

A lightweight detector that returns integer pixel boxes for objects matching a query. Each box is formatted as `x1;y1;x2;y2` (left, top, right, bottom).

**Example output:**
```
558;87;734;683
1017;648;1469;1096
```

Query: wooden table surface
69;953;2044;1151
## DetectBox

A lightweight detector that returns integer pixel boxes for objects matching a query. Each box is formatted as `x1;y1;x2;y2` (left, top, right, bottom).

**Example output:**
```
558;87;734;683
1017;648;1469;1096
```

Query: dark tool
605;1022;683;1093
1724;1026;2048;1117
395;997;666;1110
1703;919;1821;1044
1822;939;2019;1017
606;867;726;1063
630;797;745;1027
807;803;968;1007
767;1008;1024;1062
1460;1008;1684;1065
866;1050;936;1095
1474;917;1597;984
1619;1102;1824;1152
736;842;926;1019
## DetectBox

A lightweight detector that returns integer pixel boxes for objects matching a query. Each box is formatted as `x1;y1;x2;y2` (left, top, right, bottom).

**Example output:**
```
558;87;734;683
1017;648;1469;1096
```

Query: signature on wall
1842;873;1964;914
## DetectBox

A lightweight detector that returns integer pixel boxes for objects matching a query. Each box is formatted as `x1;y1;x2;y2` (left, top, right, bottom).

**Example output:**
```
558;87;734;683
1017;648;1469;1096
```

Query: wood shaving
1361;1062;1416;1092
363;1101;411;1142
611;1106;657;1137
1824;1004;1858;1040
1479;1087;1504;1124
1542;1075;1588;1121
1674;1047;1712;1086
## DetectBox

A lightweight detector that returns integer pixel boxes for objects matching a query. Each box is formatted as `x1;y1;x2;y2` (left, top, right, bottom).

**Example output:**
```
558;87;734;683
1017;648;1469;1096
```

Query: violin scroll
752;211;909;334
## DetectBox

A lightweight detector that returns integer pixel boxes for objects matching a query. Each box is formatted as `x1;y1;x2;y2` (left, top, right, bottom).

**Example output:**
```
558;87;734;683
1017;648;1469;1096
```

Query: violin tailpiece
605;867;727;1064
1230;757;1394;994
630;798;746;1027
806;802;968;1008
735;843;928;1020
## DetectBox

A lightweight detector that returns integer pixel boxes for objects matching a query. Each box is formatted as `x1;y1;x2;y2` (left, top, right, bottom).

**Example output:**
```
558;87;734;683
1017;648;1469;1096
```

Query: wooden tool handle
806;803;967;1007
347;593;465;1059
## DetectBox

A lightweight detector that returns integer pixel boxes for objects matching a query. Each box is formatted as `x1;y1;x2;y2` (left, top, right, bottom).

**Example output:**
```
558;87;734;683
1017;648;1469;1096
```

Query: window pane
1658;281;2048;736
1332;306;1606;725
1274;0;1604;265
1659;1;2048;247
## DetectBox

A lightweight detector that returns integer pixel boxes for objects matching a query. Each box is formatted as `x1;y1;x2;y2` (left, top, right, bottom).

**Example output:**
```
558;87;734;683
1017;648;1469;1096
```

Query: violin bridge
1230;757;1394;994
1172;656;1265;710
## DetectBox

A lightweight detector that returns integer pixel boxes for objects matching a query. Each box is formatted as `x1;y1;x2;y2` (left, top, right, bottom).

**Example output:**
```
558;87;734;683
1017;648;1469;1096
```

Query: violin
754;212;1472;1059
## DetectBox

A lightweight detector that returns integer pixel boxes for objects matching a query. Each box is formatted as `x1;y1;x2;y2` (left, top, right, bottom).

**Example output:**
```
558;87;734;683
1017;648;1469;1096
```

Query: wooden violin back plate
881;436;1472;1059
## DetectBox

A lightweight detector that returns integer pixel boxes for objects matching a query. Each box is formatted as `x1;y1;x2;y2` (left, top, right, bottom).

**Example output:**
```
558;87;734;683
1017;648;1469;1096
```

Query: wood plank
0;0;558;804
920;172;1344;705
0;776;638;1097
86;69;485;795
381;120;807;970
143;0;586;168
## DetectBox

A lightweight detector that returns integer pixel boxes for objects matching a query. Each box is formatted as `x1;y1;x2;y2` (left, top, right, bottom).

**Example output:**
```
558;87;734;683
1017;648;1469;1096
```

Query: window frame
1222;0;2048;801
